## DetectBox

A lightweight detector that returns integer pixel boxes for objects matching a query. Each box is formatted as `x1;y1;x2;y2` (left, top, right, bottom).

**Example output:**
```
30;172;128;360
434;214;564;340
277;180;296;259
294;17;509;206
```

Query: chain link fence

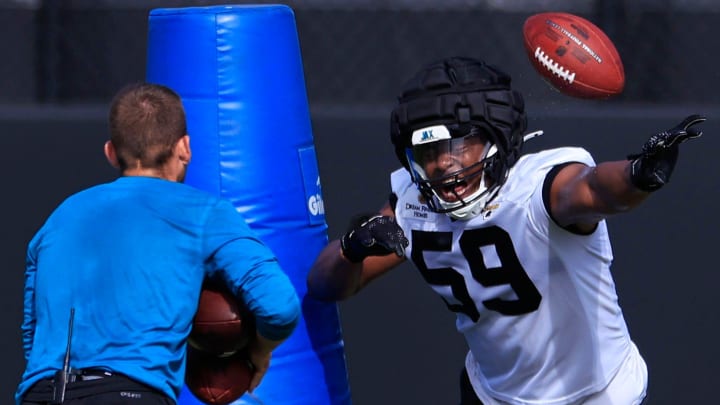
1;0;719;107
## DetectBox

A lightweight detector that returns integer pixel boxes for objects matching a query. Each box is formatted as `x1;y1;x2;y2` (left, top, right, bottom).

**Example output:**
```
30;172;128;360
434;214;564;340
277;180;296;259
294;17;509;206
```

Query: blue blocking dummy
146;5;351;405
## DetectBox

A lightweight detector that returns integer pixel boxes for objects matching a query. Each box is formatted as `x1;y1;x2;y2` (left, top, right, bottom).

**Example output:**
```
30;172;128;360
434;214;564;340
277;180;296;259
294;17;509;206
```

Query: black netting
1;0;718;105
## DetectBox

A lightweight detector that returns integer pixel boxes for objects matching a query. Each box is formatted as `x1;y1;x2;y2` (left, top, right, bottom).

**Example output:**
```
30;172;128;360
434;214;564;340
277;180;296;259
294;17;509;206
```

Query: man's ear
176;135;191;165
104;141;120;169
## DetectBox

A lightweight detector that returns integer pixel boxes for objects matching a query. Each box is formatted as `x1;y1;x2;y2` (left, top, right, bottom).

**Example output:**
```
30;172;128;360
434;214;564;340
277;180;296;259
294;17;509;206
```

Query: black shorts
21;372;174;405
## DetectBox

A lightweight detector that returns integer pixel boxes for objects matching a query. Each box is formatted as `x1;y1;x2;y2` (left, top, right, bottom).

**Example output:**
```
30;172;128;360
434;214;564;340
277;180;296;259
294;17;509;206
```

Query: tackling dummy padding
146;5;351;405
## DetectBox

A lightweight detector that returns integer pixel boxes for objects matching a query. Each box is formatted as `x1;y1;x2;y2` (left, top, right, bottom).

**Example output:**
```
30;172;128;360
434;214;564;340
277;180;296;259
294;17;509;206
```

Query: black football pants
21;374;174;405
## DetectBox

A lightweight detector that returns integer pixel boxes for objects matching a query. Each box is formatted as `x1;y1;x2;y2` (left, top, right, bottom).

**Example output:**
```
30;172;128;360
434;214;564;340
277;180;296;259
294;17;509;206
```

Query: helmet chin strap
446;179;492;220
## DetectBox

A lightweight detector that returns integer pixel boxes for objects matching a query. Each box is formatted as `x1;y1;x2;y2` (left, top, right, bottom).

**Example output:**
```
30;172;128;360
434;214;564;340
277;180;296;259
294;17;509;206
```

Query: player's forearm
587;160;650;214
307;239;363;301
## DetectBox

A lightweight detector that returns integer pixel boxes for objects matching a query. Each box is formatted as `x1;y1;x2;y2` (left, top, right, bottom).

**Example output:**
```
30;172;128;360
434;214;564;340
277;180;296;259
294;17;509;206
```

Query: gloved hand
340;215;409;263
628;114;706;192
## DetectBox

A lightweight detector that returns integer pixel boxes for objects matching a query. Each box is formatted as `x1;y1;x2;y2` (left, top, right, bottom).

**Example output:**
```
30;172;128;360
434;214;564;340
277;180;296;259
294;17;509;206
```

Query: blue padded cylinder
146;5;351;405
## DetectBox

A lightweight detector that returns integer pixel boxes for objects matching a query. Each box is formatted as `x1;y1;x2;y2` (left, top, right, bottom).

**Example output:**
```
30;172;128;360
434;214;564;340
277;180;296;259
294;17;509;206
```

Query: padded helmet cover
390;57;528;188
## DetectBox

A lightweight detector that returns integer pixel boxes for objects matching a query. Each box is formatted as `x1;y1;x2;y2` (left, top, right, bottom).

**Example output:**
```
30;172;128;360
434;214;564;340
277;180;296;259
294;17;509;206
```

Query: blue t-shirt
17;176;301;402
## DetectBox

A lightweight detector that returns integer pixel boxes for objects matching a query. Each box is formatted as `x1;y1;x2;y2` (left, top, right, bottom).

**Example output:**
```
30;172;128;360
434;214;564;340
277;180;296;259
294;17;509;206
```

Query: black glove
628;114;706;192
340;214;409;263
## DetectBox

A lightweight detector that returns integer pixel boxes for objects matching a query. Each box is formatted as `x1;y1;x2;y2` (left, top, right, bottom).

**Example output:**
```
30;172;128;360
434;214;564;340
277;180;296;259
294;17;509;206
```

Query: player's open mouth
438;180;468;201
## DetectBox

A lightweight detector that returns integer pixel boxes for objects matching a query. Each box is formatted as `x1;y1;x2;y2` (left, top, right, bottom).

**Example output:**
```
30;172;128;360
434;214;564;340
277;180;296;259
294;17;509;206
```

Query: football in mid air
522;12;624;99
189;282;254;357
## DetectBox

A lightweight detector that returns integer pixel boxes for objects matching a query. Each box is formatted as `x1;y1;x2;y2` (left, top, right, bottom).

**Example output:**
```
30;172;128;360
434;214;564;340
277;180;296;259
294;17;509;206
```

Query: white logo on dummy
308;176;325;216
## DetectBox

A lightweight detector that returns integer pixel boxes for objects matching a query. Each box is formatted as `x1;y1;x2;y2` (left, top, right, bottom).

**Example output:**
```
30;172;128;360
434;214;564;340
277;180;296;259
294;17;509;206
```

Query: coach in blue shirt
16;82;301;404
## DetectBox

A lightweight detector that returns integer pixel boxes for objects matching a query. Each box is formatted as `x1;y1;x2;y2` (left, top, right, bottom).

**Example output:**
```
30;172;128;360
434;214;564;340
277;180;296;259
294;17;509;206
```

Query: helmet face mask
406;124;497;219
390;57;527;220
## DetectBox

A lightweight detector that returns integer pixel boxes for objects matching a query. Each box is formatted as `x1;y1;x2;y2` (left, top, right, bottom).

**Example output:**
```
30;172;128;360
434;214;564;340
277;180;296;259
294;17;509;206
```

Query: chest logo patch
403;201;433;220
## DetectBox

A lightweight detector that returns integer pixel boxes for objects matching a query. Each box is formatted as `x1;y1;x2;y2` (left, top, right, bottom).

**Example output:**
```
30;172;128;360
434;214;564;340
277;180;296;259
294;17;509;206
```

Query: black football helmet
390;57;528;220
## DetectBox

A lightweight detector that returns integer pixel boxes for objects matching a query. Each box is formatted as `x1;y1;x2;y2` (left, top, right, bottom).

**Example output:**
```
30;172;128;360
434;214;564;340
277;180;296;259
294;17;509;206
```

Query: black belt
54;368;114;383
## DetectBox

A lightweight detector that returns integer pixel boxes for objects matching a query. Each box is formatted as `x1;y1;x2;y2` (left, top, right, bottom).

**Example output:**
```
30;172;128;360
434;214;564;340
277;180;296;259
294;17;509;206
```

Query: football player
307;57;705;404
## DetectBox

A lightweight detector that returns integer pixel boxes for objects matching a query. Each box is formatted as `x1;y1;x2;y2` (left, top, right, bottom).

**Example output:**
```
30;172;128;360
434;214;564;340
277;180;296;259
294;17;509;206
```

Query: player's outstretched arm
307;203;408;301
550;115;706;231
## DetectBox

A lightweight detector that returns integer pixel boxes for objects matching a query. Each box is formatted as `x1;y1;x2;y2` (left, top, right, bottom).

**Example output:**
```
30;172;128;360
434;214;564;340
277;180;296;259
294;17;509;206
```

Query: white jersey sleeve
391;148;634;405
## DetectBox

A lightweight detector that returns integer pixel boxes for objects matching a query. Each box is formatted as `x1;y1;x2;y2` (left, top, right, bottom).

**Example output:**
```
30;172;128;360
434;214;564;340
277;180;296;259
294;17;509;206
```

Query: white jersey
391;147;634;405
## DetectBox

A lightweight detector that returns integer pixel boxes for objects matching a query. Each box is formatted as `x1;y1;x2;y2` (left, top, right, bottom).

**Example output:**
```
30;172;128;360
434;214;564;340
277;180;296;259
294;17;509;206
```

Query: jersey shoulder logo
481;203;500;219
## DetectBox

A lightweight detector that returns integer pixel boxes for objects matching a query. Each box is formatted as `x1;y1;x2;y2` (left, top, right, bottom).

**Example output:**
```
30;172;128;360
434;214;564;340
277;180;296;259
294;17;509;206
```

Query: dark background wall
1;1;719;404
